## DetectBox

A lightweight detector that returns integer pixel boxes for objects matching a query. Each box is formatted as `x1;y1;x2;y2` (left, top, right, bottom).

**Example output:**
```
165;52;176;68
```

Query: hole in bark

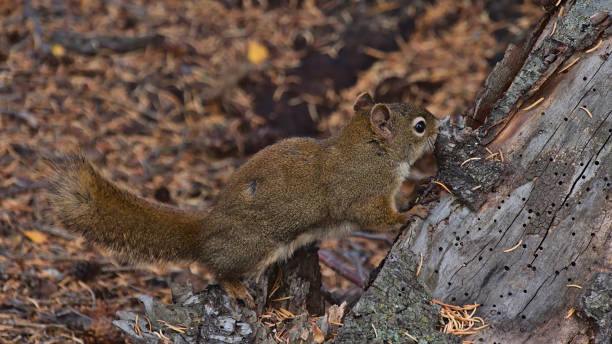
532;266;536;271
451;297;456;301
550;158;554;162
554;172;558;176
536;212;541;216
493;219;497;223
551;203;555;207
592;88;596;91
586;187;590;192
580;162;584;166
523;223;526;227
466;231;470;235
568;278;572;282
497;206;501;209
508;292;512;296
555;270;559;275
571;232;575;236
571;262;576;266
523;290;527;293
492;304;496;308
595;161;599;165
504;266;510;271
591;233;595;237
498;230;502;233
522;198;526;201
541;112;545;116
558;181;563;185
439;247;443;251
548;210;552;215
522;244;527;248
521;315;526;319
582;76;587;81
528;216;531;219
565;203;570;207
564;118;568;121
538;247;543;251
489;248;493;252
497;311;501;315
448;282;452;286
571;217;575;221
434;270;438;274
454;243;458;246
464;292;469;297
528;209;533;213
478;256;483;261
501;200;505;203
456;236;460;241
478;227;482;231
581;175;585;179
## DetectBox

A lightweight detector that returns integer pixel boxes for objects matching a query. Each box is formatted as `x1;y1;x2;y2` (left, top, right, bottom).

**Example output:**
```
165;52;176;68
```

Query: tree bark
339;0;611;343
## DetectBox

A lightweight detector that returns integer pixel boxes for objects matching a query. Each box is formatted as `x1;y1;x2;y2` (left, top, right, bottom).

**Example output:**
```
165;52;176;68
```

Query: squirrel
46;92;439;307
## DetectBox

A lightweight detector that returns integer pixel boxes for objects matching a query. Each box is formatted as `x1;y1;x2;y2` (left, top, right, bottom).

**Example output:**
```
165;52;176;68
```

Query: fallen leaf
312;323;325;343
51;44;65;57
248;41;268;64
23;230;47;244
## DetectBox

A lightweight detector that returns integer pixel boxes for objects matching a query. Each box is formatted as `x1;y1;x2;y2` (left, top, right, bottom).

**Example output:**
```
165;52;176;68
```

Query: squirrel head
353;92;439;164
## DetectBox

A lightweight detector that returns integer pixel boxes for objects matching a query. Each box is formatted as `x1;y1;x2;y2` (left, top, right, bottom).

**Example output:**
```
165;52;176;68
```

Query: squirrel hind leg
221;279;255;309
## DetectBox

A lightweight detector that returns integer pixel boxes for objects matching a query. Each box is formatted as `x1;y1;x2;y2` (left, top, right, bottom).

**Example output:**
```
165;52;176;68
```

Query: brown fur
47;93;439;304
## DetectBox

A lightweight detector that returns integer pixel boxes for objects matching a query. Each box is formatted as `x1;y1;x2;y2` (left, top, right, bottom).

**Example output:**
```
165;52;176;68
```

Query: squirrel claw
403;205;428;219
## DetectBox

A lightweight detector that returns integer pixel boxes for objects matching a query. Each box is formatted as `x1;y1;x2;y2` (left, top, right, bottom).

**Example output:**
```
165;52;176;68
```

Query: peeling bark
345;0;611;342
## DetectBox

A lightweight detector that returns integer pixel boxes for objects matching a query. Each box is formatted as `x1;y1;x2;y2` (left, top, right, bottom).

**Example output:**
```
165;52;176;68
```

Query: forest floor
1;0;542;342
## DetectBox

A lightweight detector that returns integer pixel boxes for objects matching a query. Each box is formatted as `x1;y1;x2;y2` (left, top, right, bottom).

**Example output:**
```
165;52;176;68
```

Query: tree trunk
339;0;611;343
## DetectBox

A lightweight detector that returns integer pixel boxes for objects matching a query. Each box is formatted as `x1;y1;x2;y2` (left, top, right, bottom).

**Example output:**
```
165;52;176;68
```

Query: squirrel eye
412;117;426;136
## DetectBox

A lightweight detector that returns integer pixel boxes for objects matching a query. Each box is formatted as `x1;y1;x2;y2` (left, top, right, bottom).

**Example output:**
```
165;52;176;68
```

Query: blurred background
1;0;542;342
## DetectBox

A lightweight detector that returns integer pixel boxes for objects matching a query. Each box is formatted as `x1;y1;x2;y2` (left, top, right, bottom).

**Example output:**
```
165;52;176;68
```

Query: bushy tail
46;154;205;263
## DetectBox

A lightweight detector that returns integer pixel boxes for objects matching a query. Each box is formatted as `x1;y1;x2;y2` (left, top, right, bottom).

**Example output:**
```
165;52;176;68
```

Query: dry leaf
328;301;347;324
247;41;268;64
51;44;65;57
23;230;47;244
312;323;325;343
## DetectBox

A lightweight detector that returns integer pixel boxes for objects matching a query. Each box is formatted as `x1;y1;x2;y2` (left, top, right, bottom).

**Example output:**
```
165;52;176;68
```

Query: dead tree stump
339;0;611;343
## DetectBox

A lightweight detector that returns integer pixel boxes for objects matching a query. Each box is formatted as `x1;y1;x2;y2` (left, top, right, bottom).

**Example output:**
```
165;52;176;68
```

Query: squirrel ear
370;104;395;140
353;92;374;112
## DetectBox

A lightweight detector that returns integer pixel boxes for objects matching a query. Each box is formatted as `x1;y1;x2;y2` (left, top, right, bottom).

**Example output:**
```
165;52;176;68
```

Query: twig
522;97;544;111
416;252;423;277
503;239;523;253
558;57;580;73
585;39;603;53
0;181;48;199
351;231;393;245
24;0;49;52
432;181;453;195
318;249;364;287
460;157;481;167
550;21;557;37
578;106;593;118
